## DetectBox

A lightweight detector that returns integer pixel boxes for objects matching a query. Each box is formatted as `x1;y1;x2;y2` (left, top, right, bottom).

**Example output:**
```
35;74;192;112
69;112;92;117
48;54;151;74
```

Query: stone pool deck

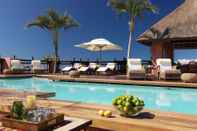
37;74;197;88
1;96;197;131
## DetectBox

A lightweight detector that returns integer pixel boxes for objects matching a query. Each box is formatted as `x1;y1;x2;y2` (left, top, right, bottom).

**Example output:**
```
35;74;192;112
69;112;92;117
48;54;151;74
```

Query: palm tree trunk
127;31;132;59
127;18;135;77
52;29;59;74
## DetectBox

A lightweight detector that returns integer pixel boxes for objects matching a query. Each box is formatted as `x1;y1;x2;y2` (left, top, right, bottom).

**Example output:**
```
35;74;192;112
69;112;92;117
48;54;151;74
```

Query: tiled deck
37;74;197;88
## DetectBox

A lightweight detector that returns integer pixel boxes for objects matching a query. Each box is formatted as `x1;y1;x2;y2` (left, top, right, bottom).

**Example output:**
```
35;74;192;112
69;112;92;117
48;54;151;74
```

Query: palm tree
27;9;79;73
108;0;157;59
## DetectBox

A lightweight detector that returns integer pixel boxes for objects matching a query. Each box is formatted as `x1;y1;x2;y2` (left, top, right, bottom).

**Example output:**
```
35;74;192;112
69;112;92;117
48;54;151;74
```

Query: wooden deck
37;74;197;88
1;98;197;131
0;88;55;98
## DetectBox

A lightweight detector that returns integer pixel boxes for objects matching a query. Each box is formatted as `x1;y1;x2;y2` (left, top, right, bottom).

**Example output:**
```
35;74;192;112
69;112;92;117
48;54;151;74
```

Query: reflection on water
105;88;116;93
156;93;171;107
68;87;77;93
89;87;97;91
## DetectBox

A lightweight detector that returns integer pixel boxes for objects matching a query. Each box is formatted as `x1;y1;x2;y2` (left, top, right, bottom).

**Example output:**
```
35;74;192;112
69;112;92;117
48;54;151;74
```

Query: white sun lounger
62;63;82;73
73;63;82;70
97;63;116;72
62;66;73;72
78;66;89;72
78;63;98;72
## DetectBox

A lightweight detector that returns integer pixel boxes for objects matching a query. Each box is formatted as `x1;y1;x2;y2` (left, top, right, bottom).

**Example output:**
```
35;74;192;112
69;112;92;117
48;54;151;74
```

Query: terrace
1;0;197;131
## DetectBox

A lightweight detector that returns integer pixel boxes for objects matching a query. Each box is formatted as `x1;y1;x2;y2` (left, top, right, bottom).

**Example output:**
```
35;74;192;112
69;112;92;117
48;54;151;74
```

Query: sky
0;0;194;61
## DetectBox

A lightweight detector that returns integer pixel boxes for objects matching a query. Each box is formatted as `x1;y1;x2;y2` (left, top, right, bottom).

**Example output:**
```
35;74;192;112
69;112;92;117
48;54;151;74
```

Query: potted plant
112;95;144;117
11;101;26;120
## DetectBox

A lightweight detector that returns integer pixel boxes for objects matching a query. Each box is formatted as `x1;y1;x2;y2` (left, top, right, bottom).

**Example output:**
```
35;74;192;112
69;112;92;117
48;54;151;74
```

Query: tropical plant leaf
108;0;128;14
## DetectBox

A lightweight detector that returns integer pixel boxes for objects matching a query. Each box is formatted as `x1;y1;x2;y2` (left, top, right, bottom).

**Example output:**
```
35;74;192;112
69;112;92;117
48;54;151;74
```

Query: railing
0;57;152;74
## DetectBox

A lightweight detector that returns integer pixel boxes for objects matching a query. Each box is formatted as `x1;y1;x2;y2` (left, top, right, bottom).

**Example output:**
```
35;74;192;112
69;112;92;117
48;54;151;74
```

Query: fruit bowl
112;95;144;117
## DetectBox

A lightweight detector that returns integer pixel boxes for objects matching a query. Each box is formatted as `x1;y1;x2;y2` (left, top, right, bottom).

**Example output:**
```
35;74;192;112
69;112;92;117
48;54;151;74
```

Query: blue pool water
0;78;197;115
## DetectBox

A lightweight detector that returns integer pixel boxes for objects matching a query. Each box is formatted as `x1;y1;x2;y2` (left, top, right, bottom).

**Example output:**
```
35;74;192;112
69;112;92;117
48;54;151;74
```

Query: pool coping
36;74;197;89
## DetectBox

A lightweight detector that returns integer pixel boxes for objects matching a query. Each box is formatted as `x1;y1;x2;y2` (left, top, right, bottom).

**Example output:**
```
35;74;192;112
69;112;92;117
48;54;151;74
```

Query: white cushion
127;58;143;71
156;58;172;71
97;67;108;72
32;60;45;70
89;63;97;69
62;66;72;71
11;60;24;70
106;63;116;70
78;66;89;72
73;63;81;69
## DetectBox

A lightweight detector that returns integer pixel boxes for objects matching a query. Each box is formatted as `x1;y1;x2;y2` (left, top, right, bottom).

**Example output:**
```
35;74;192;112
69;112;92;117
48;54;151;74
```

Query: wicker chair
156;59;181;80
31;60;47;74
127;59;146;80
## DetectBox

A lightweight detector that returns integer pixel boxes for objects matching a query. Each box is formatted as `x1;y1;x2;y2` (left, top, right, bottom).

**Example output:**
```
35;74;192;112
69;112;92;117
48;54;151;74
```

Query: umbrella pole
99;48;102;62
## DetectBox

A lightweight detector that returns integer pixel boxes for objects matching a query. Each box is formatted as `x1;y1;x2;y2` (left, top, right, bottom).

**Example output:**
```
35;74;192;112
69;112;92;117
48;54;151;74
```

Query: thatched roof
138;0;197;47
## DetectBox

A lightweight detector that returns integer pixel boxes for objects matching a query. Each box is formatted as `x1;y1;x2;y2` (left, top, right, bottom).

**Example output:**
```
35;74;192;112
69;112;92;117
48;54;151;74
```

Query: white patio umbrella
75;38;122;60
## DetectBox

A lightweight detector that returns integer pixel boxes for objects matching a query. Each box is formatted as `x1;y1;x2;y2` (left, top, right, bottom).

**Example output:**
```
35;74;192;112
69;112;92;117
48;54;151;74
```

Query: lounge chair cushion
32;60;46;70
106;63;116;70
11;60;24;70
78;66;89;72
73;63;82;69
89;63;98;70
160;69;181;80
97;67;108;72
62;66;73;72
156;58;172;71
97;63;116;72
128;69;146;80
156;58;181;80
127;59;143;71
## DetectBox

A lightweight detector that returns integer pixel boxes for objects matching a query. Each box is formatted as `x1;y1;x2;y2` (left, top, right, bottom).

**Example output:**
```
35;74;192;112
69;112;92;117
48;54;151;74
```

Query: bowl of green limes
112;95;144;117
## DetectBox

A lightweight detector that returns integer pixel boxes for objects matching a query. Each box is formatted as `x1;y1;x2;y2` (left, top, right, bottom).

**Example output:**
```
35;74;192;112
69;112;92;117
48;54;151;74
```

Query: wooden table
0;112;92;131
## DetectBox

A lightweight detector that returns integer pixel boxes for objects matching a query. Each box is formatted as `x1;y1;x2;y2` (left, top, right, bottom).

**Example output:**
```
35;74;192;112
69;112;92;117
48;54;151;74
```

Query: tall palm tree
108;0;157;59
27;9;79;73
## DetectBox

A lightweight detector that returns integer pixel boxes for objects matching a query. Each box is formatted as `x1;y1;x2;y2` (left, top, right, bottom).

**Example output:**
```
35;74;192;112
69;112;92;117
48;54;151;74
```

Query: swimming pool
0;78;197;115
